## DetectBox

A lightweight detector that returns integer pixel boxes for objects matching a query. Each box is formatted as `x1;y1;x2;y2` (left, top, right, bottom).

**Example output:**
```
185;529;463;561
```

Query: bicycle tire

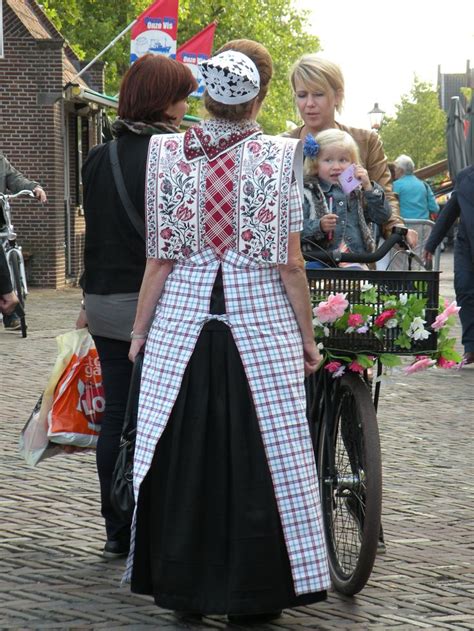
317;372;382;595
9;249;27;337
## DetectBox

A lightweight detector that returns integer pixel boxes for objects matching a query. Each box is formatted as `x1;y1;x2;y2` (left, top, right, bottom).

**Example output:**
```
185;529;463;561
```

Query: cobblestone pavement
1;251;473;630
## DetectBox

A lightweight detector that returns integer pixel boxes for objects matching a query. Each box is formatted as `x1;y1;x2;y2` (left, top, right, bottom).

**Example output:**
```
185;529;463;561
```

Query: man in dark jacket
0;152;47;329
424;166;474;364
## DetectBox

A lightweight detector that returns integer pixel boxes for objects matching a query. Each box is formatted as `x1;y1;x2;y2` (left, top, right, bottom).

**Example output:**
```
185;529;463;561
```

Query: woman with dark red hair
77;54;197;560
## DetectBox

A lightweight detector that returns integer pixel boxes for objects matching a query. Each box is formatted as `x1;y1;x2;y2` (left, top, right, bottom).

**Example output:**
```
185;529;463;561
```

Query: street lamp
368;102;385;130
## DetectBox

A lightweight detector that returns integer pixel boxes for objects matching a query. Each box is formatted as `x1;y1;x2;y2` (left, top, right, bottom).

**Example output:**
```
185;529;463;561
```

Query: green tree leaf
379;78;446;168
43;0;319;134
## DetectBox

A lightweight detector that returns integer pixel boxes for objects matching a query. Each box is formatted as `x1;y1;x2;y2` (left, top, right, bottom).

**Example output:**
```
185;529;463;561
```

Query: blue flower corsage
303;134;320;159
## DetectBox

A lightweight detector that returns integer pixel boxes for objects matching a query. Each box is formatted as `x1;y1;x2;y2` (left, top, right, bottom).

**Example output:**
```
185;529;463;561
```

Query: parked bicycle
304;227;440;595
0;189;35;337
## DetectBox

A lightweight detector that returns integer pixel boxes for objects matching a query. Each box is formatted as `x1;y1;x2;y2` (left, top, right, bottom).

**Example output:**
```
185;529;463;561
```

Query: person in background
393;154;439;258
423;165;474;365
127;39;329;623
76;54;197;560
0;154;46;329
286;54;418;253
302;129;391;268
0;246;18;315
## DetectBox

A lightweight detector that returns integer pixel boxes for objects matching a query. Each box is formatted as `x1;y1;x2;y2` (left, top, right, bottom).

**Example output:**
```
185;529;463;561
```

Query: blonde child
302;129;391;268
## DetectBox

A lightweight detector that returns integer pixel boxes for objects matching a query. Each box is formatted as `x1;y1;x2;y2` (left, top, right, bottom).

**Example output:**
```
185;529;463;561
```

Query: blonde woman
287;54;417;250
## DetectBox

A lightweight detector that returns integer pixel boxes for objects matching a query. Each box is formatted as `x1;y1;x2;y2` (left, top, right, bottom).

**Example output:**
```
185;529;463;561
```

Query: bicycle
0;189;35;337
304;228;440;595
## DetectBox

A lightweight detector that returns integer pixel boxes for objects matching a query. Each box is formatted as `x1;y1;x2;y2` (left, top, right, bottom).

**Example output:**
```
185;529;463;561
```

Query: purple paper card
338;164;360;195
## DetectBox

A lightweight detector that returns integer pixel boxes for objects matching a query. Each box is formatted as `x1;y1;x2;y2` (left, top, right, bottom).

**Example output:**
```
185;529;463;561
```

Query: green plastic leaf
379;354;403;367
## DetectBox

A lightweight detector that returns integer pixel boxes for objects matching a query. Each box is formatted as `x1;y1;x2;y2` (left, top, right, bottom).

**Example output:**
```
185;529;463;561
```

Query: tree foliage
42;0;319;133
379;79;447;168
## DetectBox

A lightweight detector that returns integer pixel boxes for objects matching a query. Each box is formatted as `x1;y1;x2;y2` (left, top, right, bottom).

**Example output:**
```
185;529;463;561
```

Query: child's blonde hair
304;129;360;176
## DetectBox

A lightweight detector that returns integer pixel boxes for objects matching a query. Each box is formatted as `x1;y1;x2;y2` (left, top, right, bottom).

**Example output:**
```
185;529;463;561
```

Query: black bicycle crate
306;269;440;355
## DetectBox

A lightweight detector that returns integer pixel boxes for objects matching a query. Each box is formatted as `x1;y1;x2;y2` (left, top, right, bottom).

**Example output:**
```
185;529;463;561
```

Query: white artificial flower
323;326;330;337
361;282;374;292
399;293;408;305
317;342;325;350
385;318;398;329
407;316;431;340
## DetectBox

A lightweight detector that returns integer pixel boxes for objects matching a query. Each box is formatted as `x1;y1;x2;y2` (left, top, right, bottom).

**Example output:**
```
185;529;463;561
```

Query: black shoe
463;351;474;365
4;316;21;330
228;611;282;624
173;611;202;621
102;539;129;559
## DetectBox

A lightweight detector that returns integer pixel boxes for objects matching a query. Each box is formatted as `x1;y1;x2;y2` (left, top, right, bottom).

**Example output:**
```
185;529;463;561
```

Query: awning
63;83;201;126
64;84;119;109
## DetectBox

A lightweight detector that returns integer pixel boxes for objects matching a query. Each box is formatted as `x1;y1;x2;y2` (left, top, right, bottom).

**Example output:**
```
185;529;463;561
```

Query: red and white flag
130;0;179;63
176;22;217;97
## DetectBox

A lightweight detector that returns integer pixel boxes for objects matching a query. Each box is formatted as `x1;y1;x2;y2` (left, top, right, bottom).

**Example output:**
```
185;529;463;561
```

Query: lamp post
368;102;385;130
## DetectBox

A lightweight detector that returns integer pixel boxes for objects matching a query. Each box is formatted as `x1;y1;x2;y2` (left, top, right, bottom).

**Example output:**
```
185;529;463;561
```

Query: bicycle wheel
9;249;27;337
317;372;382;595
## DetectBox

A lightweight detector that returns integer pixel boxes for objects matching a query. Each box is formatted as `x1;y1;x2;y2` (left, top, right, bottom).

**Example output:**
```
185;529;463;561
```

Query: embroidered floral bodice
145;119;303;264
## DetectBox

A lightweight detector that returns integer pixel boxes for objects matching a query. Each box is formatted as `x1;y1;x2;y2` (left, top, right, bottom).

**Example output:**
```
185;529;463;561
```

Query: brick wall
1;6;66;287
1;3;105;288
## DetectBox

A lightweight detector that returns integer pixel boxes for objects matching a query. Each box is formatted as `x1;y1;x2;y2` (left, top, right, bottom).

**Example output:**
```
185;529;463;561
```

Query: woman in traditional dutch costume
127;39;330;622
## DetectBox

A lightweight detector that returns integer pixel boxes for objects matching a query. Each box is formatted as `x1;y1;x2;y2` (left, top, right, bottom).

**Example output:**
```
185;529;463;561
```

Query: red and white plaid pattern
204;151;236;256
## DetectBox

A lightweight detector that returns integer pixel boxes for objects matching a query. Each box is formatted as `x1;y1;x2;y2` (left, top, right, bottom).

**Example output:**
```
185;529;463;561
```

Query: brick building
0;0;116;287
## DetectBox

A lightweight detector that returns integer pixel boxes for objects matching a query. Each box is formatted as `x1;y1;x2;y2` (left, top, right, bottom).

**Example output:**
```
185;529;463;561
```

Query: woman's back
82;133;149;294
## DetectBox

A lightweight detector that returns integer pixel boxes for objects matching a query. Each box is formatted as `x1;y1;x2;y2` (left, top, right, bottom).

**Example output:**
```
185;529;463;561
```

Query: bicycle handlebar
0;189;35;201
302;226;428;267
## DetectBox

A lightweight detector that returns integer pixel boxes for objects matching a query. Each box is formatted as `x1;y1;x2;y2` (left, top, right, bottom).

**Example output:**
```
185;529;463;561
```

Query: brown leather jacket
286;123;403;238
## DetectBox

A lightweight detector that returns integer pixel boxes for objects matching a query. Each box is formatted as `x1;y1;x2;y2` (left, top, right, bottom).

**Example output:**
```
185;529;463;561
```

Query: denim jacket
302;176;391;254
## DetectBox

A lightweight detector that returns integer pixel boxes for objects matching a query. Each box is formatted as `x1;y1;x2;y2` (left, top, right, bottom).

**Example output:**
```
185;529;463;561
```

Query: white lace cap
199;50;260;105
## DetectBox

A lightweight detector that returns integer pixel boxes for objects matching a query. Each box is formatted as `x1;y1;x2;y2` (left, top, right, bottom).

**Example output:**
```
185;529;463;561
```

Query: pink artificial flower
444;300;460;316
348;313;364;328
432;300;461;330
431;313;448;330
314;293;349;323
437;357;457;369
403;357;436;374
324;361;342;373
348;360;364;374
374;309;397;328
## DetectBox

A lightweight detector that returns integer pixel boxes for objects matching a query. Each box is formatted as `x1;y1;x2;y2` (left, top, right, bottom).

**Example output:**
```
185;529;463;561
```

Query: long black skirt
131;320;327;615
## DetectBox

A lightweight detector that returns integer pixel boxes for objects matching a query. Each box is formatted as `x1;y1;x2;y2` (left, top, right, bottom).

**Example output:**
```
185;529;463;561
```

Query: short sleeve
289;179;303;233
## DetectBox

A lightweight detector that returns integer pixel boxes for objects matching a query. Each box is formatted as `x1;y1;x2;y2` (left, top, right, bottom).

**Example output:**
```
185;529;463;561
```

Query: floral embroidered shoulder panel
145;120;302;264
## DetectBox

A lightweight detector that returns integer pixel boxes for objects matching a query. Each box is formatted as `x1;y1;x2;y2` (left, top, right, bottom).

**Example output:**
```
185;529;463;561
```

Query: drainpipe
62;99;72;277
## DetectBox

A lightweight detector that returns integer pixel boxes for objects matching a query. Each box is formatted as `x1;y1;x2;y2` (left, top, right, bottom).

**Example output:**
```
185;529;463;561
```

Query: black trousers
93;335;132;544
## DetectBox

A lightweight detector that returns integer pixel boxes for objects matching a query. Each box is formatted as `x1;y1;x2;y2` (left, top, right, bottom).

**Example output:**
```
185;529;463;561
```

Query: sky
294;0;474;128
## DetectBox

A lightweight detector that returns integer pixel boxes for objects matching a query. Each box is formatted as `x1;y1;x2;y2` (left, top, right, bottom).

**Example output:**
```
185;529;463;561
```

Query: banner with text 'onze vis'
130;0;179;63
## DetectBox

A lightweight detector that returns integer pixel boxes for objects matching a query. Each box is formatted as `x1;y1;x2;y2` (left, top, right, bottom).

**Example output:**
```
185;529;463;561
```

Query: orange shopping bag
47;328;105;447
